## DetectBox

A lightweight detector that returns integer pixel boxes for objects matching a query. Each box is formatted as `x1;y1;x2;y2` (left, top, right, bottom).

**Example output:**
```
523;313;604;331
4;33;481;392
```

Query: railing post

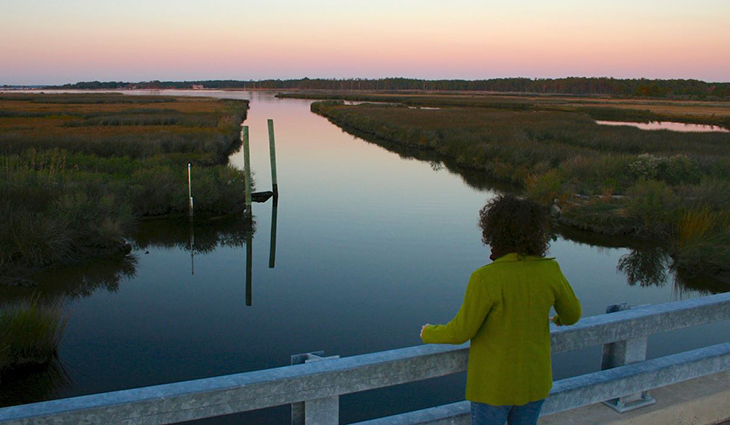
291;351;340;425
600;303;656;413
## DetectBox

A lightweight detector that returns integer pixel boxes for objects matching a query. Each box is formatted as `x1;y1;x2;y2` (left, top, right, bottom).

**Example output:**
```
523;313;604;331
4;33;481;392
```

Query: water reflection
553;224;726;296
615;247;729;297
595;120;730;133
0;360;70;407
269;195;279;269
617;247;670;287
246;215;253;306
135;216;255;255
189;221;195;275
328;117;725;296
330;121;519;193
137;216;260;304
0;216;257;305
0;256;139;304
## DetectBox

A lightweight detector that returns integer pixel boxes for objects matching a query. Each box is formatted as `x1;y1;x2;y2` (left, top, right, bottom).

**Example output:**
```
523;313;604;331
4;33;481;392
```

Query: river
0;90;727;423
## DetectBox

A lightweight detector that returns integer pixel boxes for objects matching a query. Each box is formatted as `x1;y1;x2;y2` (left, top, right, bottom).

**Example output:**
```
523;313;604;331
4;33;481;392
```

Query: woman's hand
420;324;431;339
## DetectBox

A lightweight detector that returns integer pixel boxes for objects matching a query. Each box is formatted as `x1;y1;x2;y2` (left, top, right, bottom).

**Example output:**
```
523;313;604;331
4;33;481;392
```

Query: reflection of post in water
189;220;195;276
269;195;278;269
242;119;281;305
245;219;253;307
0;359;71;407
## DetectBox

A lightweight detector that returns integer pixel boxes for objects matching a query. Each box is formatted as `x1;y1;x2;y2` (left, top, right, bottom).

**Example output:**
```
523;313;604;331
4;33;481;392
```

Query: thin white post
187;163;194;219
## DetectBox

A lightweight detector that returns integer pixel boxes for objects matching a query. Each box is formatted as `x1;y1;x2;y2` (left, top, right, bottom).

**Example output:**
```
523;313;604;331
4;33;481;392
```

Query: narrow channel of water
596;120;729;132
1;91;727;423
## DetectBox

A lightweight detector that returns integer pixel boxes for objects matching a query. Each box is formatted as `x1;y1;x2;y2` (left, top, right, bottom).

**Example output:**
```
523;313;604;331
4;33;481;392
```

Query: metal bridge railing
1;292;728;425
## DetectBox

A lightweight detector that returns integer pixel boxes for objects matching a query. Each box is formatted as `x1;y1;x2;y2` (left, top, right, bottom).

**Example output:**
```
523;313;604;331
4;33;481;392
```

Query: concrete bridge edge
538;369;730;425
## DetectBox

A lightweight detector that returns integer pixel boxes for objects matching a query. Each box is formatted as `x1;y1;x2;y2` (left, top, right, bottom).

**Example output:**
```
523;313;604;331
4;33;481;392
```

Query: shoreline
307;100;730;285
0;94;253;285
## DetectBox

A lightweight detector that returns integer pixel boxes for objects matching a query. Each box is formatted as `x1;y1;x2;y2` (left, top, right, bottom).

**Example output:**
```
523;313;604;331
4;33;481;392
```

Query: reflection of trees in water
0;359;70;407
616;248;727;297
346;120;728;297
553;223;726;297
335;124;519;193
0;215;257;407
0;217;255;303
615;248;727;297
1;218;254;303
134;216;255;255
617;248;670;287
0;255;139;304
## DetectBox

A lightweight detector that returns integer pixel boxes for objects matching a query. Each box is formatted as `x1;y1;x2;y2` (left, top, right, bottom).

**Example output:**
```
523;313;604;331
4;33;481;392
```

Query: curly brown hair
478;195;550;257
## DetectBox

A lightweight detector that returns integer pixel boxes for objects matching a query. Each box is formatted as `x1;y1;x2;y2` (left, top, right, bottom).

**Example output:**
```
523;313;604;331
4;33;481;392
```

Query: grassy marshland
310;99;730;279
281;92;730;128
0;93;252;280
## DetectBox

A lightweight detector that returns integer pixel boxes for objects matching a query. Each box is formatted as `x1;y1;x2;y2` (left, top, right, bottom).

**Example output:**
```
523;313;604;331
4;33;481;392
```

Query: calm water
595;120;730;132
1;91;728;423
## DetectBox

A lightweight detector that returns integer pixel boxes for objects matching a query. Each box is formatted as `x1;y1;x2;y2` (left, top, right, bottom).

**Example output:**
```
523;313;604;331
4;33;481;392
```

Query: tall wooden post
241;125;252;215
267;119;279;195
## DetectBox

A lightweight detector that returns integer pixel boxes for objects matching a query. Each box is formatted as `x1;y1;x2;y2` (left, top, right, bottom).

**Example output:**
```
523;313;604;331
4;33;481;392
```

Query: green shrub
626;179;678;234
629;154;701;185
658;154;702;185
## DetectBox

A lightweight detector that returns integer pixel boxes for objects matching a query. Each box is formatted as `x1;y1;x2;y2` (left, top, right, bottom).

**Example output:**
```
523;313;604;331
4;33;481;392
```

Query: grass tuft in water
0;294;68;373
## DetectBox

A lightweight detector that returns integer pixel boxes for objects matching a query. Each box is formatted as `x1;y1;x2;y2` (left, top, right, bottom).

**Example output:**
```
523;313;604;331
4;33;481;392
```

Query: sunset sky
2;0;729;85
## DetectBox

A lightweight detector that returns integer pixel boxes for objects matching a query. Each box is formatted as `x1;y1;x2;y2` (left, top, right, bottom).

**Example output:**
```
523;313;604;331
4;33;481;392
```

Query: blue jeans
470;399;545;425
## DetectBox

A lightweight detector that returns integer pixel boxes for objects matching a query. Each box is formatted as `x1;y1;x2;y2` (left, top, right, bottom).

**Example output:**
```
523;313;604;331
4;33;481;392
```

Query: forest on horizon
45;77;730;99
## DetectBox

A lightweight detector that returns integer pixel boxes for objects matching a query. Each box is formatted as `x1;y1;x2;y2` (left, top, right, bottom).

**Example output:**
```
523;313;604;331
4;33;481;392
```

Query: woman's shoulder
472;256;562;279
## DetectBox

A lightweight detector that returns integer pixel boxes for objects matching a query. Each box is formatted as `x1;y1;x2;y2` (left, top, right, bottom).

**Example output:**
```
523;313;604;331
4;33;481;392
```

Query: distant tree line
57;77;730;99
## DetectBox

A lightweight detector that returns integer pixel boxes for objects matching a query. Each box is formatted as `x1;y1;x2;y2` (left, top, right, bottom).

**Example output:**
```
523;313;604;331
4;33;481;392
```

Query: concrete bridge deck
540;369;730;425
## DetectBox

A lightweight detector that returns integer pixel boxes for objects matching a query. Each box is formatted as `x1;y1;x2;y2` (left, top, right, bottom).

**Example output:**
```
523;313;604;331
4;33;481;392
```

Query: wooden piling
241;126;253;215
267;119;279;195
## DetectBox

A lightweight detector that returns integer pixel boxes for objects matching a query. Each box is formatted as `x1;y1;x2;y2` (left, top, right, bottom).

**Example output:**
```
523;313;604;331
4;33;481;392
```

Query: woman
421;195;581;425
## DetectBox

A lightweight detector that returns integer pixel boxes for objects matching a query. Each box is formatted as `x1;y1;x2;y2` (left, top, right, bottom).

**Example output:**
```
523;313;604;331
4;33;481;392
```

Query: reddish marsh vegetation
0;94;252;280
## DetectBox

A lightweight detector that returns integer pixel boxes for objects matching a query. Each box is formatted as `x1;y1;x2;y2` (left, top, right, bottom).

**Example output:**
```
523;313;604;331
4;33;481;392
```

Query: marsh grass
289;92;730;127
0;294;68;372
312;101;730;192
0;94;252;276
674;209;730;274
0;93;175;105
312;100;730;275
677;208;716;249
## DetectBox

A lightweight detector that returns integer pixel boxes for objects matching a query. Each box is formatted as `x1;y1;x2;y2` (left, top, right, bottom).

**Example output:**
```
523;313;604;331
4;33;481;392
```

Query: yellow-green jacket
421;253;581;406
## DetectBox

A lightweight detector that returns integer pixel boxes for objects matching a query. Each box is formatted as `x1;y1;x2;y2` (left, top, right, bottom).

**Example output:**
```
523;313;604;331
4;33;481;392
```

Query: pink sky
1;0;728;85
